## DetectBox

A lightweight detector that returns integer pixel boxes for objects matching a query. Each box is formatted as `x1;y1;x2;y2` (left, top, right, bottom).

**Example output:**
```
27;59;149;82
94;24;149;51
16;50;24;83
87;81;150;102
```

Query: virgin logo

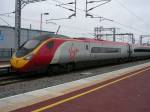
68;47;79;60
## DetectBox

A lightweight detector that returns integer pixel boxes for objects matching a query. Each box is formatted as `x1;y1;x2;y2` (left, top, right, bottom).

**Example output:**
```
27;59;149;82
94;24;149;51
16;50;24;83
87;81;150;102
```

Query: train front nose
10;56;29;70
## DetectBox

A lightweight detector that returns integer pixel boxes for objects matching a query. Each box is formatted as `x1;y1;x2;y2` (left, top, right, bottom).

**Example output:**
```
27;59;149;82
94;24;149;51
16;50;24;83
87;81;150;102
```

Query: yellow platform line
32;67;150;112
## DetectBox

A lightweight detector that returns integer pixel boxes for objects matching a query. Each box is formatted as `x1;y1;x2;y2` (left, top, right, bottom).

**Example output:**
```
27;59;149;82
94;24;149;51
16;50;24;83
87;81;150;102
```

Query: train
10;34;150;73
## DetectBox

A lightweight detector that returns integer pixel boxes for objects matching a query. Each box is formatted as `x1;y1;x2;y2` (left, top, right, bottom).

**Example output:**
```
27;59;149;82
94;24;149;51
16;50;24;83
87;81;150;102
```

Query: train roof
32;34;70;41
32;34;150;47
72;37;129;45
130;44;150;48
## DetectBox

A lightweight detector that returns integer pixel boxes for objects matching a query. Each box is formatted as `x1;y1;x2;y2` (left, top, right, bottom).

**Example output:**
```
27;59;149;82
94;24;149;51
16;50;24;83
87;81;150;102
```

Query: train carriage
130;44;150;59
10;34;150;72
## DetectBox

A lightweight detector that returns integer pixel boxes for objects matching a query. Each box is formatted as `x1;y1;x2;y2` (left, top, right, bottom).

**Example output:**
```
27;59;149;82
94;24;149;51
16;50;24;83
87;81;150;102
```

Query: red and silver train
10;34;150;72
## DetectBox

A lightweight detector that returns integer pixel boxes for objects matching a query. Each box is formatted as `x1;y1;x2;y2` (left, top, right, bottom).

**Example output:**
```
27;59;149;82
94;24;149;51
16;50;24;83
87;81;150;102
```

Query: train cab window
16;40;40;58
47;41;54;49
23;40;40;49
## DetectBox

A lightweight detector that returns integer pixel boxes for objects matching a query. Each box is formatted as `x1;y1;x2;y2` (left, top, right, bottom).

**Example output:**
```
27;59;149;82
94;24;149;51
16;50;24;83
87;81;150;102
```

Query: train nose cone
10;56;29;69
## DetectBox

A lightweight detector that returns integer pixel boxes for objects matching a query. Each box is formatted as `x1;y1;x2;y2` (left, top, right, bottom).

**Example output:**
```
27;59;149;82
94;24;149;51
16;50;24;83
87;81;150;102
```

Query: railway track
0;73;25;86
0;73;44;86
0;59;149;86
0;59;149;98
0;62;11;74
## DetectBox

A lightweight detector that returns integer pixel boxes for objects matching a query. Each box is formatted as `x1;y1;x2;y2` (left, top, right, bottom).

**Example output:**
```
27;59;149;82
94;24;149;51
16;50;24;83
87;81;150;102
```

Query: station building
0;26;54;60
0;25;54;48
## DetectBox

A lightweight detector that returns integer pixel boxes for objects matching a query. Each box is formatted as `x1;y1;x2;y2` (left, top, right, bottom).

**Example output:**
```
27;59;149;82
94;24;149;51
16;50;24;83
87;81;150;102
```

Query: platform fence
0;48;15;62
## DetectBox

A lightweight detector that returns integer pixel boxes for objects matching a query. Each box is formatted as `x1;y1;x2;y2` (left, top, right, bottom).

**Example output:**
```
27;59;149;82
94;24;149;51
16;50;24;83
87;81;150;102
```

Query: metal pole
10;48;13;57
112;28;116;42
85;0;87;17
40;13;43;33
140;36;142;45
30;24;32;30
15;0;21;49
28;24;32;40
56;25;61;35
131;34;134;44
75;0;76;16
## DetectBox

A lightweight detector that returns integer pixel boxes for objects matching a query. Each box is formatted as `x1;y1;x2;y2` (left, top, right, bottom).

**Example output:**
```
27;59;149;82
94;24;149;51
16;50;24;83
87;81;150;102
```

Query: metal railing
0;48;15;62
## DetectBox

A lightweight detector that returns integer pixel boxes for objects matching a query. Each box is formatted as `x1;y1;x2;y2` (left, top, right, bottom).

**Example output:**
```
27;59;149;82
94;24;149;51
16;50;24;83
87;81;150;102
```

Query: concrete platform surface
0;62;150;112
0;62;10;68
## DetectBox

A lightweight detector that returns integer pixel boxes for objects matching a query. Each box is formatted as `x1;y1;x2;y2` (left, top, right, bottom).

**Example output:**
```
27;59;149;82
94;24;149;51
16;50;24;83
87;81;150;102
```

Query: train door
128;44;132;58
84;42;90;61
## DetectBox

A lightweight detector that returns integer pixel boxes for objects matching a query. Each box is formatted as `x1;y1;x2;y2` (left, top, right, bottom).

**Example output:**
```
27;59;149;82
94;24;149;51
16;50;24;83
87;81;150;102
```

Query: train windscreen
23;40;40;49
16;40;40;58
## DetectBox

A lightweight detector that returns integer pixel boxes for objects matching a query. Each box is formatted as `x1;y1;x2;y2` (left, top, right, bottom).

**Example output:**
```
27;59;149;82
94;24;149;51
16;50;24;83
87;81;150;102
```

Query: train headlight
24;54;33;60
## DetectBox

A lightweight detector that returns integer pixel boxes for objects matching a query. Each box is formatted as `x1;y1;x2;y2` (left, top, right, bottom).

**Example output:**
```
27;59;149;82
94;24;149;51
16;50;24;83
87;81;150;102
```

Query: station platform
0;62;10;67
0;62;150;112
0;62;10;71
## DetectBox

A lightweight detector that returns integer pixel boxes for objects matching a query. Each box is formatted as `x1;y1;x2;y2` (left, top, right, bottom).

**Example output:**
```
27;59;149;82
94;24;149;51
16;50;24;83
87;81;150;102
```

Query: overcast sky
0;0;150;43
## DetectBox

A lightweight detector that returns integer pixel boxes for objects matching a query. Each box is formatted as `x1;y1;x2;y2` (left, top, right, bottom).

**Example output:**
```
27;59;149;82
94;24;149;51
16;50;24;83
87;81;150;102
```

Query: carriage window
91;47;121;53
134;49;150;52
47;41;54;49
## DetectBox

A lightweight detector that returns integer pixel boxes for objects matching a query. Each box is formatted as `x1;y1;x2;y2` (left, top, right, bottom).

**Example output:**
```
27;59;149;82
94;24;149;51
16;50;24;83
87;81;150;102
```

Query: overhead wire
0;0;148;36
49;0;148;35
0;11;15;16
0;16;11;26
0;0;95;37
16;0;146;36
0;9;94;36
115;0;148;27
